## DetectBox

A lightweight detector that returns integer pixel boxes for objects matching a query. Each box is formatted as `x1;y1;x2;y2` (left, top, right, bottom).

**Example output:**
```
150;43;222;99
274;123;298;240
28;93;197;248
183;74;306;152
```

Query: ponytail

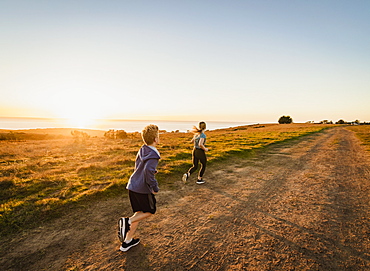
191;121;206;134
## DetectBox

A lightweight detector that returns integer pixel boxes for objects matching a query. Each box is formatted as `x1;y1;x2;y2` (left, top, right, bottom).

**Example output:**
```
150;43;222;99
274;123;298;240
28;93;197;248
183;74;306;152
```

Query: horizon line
0;116;256;123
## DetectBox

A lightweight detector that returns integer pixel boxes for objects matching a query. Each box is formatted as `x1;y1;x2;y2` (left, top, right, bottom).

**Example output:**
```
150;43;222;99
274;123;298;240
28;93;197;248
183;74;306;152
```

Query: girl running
182;121;208;184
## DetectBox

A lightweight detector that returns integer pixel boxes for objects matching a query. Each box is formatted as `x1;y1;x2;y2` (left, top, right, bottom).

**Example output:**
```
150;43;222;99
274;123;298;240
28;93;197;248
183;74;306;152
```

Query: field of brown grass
0;123;331;237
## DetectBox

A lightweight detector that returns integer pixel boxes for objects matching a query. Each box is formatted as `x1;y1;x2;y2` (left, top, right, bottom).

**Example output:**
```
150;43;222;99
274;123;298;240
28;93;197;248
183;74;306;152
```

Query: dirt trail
2;127;370;270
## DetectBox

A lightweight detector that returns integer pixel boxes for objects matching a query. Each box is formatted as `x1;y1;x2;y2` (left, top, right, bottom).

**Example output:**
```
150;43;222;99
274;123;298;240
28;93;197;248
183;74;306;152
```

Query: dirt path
2;127;370;270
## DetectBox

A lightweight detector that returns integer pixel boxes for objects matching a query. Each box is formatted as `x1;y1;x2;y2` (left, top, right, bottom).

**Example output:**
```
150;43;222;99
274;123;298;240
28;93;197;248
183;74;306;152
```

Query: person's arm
198;138;208;152
144;159;160;193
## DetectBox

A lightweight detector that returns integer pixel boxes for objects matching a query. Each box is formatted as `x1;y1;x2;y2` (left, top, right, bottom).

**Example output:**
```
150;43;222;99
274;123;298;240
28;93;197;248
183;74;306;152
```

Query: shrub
278;116;293;124
104;130;128;139
104;130;116;139
116;130;128;139
71;130;90;142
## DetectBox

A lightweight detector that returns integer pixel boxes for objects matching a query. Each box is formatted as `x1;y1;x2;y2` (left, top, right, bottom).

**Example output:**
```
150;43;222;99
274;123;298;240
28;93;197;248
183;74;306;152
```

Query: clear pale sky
1;0;369;124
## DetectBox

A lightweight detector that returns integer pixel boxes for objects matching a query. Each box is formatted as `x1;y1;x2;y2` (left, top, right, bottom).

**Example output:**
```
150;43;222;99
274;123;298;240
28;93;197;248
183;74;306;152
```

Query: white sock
125;238;132;244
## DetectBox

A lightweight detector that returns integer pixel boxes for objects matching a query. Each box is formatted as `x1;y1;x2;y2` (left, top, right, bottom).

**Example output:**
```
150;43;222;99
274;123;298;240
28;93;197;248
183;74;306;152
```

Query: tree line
279;116;369;125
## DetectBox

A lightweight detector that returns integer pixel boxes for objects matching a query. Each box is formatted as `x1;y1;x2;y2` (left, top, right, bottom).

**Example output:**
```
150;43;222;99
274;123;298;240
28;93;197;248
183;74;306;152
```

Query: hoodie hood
138;145;160;162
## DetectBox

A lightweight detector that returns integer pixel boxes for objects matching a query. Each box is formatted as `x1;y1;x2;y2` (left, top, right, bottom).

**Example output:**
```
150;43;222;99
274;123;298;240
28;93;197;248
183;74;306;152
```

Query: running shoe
120;238;140;252
182;173;189;183
196;179;205;184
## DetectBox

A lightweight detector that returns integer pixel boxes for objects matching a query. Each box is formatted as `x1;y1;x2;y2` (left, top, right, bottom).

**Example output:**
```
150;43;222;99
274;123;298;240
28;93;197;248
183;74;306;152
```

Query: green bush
278;116;293;124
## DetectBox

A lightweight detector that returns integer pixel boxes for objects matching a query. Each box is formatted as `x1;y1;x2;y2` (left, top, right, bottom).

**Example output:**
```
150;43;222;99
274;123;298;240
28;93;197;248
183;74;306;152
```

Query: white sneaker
182;173;189;183
120;238;140;252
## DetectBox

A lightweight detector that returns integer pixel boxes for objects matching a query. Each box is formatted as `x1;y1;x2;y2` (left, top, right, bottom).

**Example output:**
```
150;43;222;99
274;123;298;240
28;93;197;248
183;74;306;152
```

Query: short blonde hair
142;124;159;145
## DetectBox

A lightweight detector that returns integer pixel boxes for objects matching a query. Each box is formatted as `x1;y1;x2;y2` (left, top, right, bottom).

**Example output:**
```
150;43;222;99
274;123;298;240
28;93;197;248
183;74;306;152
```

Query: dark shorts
129;190;156;214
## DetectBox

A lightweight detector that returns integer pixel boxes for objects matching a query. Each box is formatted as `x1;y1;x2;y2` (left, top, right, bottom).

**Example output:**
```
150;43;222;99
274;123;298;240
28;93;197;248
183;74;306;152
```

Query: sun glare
64;116;96;128
52;104;100;128
55;108;98;128
49;90;107;128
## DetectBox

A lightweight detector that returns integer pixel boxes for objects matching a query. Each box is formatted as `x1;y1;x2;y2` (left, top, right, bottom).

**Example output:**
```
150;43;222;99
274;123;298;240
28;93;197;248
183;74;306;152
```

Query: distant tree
336;119;346;124
320;120;333;124
278;116;293;124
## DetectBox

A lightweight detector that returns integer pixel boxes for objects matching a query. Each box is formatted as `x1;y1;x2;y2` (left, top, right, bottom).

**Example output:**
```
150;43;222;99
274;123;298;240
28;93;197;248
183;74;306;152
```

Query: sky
1;0;369;125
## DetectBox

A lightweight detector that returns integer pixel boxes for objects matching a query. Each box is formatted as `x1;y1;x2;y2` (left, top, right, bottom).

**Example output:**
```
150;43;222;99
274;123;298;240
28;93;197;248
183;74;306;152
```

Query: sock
125;238;132;244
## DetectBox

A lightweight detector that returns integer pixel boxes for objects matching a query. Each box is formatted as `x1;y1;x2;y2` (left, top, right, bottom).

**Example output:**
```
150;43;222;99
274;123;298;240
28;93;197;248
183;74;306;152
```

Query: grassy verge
346;125;370;152
0;123;331;236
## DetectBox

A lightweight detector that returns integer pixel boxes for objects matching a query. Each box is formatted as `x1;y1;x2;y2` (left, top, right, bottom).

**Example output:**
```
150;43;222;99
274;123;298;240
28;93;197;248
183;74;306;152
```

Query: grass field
346;125;370;152
0;123;332;237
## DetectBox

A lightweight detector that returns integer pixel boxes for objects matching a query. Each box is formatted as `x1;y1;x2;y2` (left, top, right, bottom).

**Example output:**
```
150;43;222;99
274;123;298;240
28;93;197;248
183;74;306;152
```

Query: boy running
118;124;160;252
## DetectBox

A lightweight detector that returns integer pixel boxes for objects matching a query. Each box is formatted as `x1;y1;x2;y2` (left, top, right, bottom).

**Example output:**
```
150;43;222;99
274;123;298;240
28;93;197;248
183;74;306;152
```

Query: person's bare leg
125;211;152;242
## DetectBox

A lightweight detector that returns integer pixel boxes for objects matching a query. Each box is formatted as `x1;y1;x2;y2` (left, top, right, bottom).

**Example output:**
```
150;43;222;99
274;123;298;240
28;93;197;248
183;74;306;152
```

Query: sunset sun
64;115;96;128
50;91;104;128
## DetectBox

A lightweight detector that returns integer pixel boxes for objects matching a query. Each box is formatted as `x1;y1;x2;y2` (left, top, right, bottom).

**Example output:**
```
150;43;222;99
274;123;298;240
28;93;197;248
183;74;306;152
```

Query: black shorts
129;190;156;214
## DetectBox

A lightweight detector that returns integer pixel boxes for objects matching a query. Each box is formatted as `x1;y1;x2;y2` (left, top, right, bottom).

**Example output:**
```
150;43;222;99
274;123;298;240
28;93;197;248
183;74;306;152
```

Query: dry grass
346;125;370;152
0;123;331;236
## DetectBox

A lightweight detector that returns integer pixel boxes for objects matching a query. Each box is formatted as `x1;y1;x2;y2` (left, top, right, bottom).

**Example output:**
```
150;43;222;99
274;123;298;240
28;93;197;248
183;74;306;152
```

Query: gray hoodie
126;145;160;194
